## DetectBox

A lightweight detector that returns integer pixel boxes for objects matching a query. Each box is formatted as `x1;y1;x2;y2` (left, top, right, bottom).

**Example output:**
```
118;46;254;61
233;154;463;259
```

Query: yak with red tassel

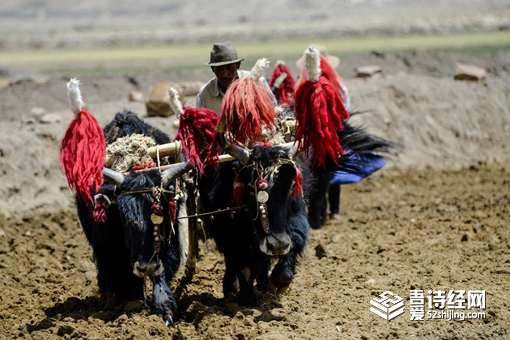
59;78;105;205
269;61;296;107
294;46;349;168
169;88;220;172
295;46;393;230
220;58;276;146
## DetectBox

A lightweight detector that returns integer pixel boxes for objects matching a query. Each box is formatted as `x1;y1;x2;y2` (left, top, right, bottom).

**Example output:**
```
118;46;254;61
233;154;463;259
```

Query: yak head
224;138;301;257
101;163;188;278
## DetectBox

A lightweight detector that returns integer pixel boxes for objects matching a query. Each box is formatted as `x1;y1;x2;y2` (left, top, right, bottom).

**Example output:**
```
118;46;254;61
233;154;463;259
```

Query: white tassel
250;58;270;80
168;87;184;117
304;46;321;82
273;73;288;89
66;78;84;115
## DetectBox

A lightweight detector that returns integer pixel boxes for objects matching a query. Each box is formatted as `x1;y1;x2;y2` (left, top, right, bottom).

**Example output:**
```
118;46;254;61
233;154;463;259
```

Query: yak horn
218;133;250;164
287;142;299;158
103;168;125;185
161;162;191;186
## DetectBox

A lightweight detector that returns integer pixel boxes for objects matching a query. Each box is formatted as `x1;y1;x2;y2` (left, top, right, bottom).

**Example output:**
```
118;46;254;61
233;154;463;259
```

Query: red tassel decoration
297;55;350;108
221;77;276;145
176;106;220;172
60;109;105;204
292;168;303;198
318;56;350;106
294;77;349;168
92;199;108;224
167;200;177;223
269;62;296;107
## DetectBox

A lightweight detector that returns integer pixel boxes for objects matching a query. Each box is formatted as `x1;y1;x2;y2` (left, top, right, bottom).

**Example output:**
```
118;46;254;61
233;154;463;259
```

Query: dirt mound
348;73;510;169
1;166;508;339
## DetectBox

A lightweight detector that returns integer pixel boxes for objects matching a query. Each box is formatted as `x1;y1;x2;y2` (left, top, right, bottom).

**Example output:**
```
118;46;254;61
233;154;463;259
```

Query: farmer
196;42;249;114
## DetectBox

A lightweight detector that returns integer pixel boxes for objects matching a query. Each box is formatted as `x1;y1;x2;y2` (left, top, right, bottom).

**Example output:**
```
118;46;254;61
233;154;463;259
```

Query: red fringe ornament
130;159;156;171
292;168;304;198
319;56;350;106
168;200;177;223
294;77;349;168
221;77;276;145
92;200;108;224
269;63;296;107
60;109;105;204
176;106;220;172
297;55;350;107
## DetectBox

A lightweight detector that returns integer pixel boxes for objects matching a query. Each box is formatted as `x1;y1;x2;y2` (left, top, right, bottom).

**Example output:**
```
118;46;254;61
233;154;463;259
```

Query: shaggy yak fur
199;145;309;306
76;111;185;324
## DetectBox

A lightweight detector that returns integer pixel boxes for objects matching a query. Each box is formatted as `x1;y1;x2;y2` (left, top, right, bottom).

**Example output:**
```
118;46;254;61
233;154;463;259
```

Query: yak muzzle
259;232;292;256
133;259;164;278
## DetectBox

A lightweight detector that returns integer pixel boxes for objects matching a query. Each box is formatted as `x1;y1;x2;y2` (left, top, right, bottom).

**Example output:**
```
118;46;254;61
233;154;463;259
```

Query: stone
314;243;327;259
38;113;62;124
146;82;173;117
177;81;203;97
128;90;143;102
454;63;487;81
31;107;46;116
355;65;382;78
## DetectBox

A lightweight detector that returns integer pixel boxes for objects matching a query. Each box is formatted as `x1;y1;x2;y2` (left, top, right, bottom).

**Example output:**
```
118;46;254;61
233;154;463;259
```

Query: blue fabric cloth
329;152;386;185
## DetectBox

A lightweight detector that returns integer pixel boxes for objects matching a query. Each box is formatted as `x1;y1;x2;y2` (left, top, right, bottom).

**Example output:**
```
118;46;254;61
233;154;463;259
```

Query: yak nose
133;260;164;278
260;232;292;256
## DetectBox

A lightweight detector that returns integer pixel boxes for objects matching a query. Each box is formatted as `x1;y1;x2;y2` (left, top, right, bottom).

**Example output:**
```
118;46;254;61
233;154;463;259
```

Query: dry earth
0;165;508;339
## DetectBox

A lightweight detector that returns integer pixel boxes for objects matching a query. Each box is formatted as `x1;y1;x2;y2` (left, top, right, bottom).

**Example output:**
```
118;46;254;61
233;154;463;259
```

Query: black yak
60;80;190;325
77;111;190;325
185;62;311;306
199;139;309;306
293;46;393;229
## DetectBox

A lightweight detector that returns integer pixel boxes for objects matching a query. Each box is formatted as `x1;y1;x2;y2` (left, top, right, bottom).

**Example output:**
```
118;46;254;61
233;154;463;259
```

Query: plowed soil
1;164;508;339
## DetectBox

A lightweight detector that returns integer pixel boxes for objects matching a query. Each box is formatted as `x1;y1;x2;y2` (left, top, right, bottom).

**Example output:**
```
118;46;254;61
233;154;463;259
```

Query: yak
74;111;190;325
199;136;309;306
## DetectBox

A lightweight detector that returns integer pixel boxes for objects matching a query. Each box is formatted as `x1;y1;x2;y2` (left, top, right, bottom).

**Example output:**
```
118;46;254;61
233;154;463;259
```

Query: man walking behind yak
196;42;249;114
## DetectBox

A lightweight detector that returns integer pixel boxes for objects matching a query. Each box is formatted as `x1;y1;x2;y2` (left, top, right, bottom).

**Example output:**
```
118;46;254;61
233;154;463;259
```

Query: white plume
250;58;270;80
304;46;321;82
168;87;184;117
273;73;288;89
66;78;84;114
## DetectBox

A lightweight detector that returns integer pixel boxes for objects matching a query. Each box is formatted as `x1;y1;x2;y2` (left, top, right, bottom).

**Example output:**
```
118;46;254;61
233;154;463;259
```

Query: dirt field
0;164;508;339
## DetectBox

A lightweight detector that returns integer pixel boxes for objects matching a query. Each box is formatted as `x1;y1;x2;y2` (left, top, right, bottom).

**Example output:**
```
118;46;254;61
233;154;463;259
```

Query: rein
177;205;246;220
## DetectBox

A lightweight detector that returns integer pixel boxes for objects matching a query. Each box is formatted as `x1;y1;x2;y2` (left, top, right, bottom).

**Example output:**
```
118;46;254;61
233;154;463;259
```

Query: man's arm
196;91;205;107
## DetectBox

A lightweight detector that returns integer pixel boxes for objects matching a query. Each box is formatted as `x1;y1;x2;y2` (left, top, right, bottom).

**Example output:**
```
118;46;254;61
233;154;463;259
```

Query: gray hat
207;42;244;67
